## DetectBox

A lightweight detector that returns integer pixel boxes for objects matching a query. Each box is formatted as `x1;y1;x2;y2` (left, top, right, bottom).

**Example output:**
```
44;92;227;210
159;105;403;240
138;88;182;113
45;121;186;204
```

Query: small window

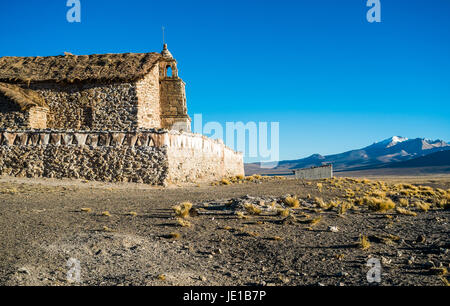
166;66;173;78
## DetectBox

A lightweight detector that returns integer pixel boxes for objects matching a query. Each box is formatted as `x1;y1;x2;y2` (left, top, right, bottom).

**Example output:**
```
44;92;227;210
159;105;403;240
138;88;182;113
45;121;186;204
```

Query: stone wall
0;130;244;185
294;165;333;180
0;95;29;129
165;133;245;183
26;81;141;130
136;66;161;129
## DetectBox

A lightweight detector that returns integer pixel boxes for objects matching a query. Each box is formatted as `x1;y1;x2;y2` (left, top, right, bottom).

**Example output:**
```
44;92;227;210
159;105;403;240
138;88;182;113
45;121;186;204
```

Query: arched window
166;66;173;78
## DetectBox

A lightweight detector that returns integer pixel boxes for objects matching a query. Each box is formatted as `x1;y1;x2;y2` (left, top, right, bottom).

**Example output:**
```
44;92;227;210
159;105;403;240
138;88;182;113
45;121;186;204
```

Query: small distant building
293;164;333;180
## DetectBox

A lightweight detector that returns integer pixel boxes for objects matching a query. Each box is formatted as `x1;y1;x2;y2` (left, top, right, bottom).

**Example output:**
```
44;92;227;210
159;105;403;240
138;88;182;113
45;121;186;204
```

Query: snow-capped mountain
246;136;450;173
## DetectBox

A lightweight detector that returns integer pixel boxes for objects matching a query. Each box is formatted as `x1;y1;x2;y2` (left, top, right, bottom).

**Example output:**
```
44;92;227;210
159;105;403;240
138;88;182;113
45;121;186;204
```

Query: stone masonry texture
0;130;244;185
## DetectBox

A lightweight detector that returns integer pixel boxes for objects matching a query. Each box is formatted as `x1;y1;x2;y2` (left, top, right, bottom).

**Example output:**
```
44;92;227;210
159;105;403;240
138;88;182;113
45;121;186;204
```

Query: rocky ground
0;175;449;286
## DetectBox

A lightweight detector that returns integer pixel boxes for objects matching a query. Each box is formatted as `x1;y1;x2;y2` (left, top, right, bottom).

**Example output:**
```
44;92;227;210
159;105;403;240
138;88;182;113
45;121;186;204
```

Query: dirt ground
0;175;449;286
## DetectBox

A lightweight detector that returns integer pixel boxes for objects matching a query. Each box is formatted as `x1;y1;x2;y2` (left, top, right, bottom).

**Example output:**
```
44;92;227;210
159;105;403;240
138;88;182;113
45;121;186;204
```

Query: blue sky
1;0;449;162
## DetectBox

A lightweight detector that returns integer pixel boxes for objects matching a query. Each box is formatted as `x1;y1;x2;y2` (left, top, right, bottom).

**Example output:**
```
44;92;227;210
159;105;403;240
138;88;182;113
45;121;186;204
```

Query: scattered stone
17;267;30;275
328;226;339;233
381;257;392;265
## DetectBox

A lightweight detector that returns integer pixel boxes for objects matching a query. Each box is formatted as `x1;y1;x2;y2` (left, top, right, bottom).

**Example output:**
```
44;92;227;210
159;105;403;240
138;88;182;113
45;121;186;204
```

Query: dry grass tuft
361;178;371;185
415;201;431;212
364;197;396;212
221;178;231;186
277;208;290;218
244;203;262;215
236;211;249;219
102;226;113;232
317;183;323;192
173;202;193;219
127;211;138;217
398;198;409;207
314;197;328;209
303;216;322;226
157;274;166;281
80;208;92;213
101;211;111;217
283;196;300;208
358;235;371;250
370;190;387;198
395;207;417;216
339;201;352;215
345;189;355;198
176;218;192;228
440;276;450;286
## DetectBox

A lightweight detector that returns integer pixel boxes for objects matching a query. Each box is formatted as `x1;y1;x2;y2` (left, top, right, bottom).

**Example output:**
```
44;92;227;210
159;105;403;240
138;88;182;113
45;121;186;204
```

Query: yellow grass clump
326;200;340;211
80;208;92;213
309;217;322;225
102;226;113;232
399;198;409;207
339;201;352;215
173;202;193;219
345;189;355;198
221;178;231;186
127;211;138;217
236;174;245;180
317;183;323;192
415;201;430;212
283;196;300;208
364;197;396;212
395;207;417;216
236;211;249;219
277;208;290;218
101;211;111;217
176;218;192;227
244;203;262;215
358;235;371;250
370;190;387;198
314;197;328;209
401;184;419;191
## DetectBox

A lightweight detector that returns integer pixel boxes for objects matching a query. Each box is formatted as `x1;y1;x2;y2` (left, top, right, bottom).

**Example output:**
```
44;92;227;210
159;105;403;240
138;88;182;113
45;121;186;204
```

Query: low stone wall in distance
0;129;244;185
294;164;333;180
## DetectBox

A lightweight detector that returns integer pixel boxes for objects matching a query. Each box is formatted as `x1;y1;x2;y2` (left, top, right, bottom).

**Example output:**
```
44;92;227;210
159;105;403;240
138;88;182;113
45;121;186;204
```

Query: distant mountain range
245;136;450;175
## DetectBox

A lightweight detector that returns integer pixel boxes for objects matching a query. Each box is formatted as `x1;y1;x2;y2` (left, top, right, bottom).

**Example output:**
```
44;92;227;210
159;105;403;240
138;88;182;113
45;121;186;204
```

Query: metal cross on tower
162;26;165;45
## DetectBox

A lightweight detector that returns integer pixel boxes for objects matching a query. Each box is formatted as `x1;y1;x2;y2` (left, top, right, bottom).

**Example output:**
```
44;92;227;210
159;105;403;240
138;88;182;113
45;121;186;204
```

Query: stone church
0;44;191;132
0;45;244;185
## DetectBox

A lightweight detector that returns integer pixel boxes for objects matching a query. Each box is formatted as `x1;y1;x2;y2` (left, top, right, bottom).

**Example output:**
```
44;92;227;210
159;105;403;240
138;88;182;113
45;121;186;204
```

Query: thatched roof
0;82;48;111
0;52;162;84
